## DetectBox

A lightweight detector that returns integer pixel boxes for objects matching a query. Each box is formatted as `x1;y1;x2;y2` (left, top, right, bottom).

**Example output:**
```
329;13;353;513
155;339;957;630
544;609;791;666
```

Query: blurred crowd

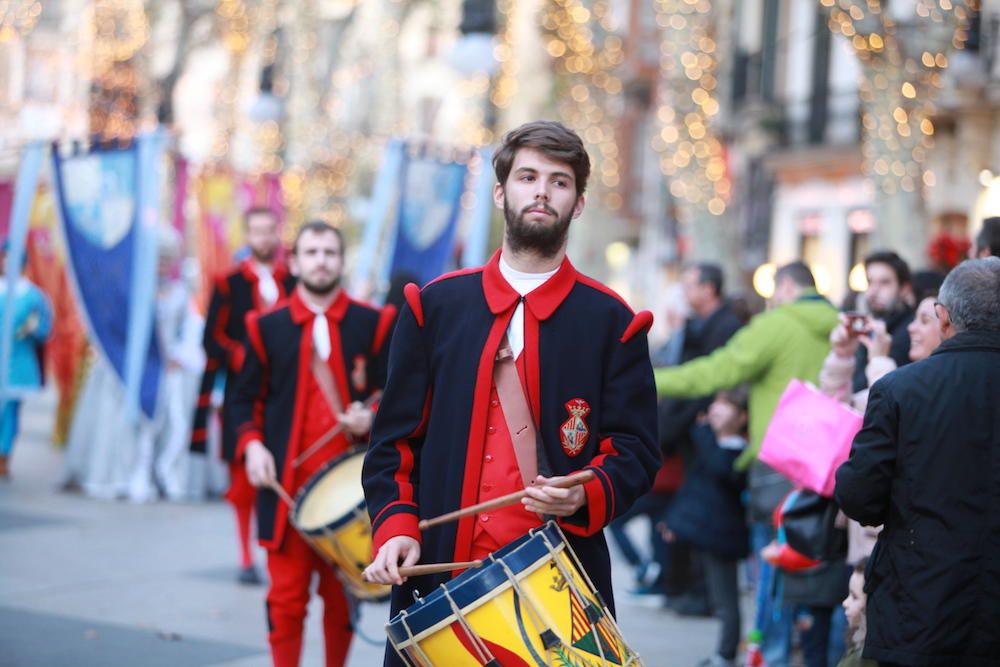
612;216;1000;667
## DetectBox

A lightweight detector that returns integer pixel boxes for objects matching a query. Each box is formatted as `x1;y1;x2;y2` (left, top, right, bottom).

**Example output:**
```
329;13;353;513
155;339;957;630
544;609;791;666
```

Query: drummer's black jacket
191;259;295;460
363;250;660;627
231;287;396;548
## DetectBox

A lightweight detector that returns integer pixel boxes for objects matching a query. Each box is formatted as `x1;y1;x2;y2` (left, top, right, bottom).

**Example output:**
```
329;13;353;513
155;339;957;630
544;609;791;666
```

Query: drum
387;521;643;666
292;448;389;601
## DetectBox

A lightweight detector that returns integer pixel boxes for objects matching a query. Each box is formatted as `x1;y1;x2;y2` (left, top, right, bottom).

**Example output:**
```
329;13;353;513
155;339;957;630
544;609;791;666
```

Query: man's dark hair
244;206;278;228
774;261;816;288
492;121;591;195
937;257;1000;332
690;262;724;297
718;384;749;413
293;220;343;254
975;217;1000;257
911;270;945;304
864;250;912;287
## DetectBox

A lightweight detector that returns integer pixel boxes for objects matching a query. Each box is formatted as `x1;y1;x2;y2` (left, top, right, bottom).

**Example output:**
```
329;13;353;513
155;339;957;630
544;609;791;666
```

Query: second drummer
232;221;396;667
362;120;661;666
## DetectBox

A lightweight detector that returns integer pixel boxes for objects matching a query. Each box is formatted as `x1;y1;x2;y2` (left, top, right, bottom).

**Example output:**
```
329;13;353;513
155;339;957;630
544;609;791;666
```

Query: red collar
239;259;289;283
481;249;577;321
288;286;349;325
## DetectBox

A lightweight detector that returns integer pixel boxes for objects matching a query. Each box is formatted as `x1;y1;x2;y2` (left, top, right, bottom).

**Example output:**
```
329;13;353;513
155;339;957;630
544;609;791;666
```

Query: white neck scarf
306;302;331;361
253;262;279;307
498;254;558;359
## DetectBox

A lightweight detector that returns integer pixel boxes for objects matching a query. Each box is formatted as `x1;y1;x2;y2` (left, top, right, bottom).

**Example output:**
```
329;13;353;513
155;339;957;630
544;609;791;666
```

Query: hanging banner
52;140;162;420
25;185;88;444
388;150;469;286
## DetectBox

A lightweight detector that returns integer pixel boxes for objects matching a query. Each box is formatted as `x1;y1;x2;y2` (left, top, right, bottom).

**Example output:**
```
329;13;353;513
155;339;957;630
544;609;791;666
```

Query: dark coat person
835;257;1000;667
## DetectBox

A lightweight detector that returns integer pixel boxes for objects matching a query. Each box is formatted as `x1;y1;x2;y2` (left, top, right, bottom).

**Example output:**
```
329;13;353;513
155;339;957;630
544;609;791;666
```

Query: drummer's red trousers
266;526;353;667
225;460;256;568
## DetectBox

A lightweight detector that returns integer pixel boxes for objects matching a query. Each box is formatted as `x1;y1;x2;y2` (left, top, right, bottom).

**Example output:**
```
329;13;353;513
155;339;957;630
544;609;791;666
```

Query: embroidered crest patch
351;355;368;392
560;398;591;456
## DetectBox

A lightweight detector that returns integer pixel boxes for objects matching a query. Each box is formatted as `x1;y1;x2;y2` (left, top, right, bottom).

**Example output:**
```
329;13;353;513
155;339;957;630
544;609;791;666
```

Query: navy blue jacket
665;424;749;560
192;260;295;459
836;330;1000;666
363;251;660;656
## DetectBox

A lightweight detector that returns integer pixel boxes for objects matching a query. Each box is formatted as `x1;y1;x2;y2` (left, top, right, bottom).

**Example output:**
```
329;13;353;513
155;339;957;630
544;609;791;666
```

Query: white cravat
498;255;558;359
307;303;331;361
253;262;279;307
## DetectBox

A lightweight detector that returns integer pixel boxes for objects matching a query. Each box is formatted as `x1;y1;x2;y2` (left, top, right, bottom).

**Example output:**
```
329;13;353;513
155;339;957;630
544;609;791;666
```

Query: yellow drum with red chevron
386;522;644;667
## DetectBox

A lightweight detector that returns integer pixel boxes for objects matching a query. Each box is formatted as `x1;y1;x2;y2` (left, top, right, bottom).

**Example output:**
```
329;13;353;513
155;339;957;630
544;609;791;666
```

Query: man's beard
251;246;276;263
504;199;572;259
870;297;905;320
302;273;340;296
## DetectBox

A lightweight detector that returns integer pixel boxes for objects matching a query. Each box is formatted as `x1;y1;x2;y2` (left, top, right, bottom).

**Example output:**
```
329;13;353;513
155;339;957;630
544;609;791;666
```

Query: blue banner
388;151;469;286
52;141;162;420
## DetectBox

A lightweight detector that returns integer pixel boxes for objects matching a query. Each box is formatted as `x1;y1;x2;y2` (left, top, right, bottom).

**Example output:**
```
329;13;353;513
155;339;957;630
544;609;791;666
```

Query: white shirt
253;261;279;307
498;254;558;358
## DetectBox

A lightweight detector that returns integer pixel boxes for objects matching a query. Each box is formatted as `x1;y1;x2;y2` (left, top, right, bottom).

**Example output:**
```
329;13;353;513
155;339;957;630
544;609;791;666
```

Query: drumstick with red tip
418;470;595;531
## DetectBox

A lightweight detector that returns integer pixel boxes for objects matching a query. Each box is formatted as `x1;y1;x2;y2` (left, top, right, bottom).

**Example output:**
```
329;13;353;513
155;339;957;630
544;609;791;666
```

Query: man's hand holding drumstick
245;440;277;488
363;472;592;586
521;474;587;516
364;536;421;586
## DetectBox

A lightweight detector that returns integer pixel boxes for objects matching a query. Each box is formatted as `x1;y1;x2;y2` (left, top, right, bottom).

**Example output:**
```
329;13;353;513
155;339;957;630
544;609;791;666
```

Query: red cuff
372;510;421;554
236;428;263;461
558;467;609;538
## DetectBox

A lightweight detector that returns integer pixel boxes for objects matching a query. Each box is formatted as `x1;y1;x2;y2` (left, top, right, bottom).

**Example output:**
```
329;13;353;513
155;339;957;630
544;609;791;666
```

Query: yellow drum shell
388;522;643;666
292;449;389;601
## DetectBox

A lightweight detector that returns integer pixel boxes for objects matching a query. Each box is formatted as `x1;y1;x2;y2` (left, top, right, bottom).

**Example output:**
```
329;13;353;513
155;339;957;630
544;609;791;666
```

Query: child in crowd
836;559;878;667
660;387;750;667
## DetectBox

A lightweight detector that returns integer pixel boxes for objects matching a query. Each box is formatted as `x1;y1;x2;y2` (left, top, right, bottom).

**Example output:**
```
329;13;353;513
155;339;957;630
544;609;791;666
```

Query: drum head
295;450;366;531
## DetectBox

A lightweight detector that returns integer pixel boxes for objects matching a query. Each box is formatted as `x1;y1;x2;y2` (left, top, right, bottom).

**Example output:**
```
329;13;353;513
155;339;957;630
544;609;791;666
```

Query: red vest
470;354;543;559
292;372;351;491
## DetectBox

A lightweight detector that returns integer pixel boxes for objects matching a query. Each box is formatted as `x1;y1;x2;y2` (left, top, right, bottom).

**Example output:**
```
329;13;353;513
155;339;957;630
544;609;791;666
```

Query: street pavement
1;390;721;667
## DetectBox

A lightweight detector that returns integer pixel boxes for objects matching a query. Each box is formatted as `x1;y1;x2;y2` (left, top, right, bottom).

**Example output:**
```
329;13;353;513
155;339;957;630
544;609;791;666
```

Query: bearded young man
232;221;396;667
853;251;915;392
192;206;296;584
362;120;660;666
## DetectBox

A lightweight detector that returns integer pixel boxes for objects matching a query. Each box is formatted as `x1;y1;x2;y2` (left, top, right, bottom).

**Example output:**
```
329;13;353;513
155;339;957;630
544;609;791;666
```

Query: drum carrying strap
493;335;544;487
311;352;345;417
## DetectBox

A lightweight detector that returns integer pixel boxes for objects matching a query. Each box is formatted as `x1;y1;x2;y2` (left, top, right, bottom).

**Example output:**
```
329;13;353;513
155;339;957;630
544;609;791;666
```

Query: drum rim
292;446;368;535
386;521;566;644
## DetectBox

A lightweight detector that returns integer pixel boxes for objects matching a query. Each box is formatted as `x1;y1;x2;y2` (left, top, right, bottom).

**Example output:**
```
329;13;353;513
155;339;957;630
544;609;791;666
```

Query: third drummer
362;120;661;666
232;221;396;667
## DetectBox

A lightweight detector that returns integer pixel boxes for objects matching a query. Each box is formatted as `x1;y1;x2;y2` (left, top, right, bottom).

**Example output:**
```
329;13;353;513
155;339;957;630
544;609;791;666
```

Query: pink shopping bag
758;379;863;497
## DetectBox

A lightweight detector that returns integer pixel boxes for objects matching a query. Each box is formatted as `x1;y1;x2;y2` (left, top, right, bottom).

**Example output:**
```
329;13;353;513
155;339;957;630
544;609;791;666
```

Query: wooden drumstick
418;470;595;531
397;560;483;577
292;391;382;468
266;480;296;509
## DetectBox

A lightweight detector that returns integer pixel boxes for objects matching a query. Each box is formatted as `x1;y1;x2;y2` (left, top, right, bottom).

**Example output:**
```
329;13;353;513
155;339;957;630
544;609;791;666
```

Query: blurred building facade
0;1;997;310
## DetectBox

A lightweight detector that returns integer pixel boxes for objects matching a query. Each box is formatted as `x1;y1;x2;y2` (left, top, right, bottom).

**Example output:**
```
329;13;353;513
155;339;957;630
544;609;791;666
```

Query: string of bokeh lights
540;0;625;209
821;0;978;195
653;0;730;219
0;1;42;42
